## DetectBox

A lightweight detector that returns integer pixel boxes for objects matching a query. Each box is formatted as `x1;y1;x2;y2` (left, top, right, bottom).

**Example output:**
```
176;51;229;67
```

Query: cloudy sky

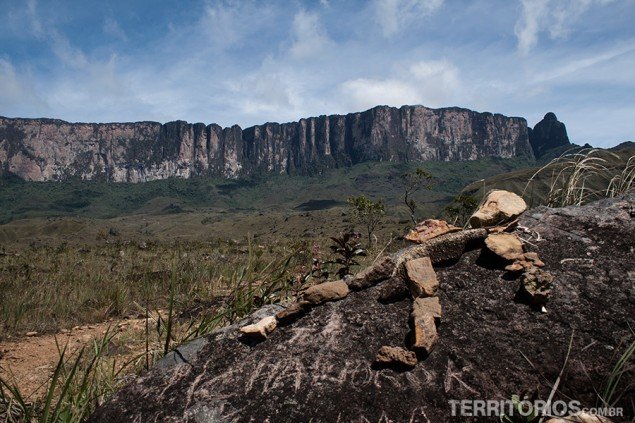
0;0;633;146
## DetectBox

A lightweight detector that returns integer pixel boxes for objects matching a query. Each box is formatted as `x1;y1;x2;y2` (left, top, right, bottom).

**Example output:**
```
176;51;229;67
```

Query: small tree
347;196;385;247
328;230;367;278
444;193;478;226
401;168;434;225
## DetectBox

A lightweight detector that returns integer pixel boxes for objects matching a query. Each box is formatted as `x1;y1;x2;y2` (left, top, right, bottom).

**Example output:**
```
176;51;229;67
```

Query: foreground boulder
91;195;634;422
469;189;527;228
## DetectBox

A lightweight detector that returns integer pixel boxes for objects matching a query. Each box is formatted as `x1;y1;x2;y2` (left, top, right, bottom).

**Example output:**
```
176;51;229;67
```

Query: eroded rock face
90;195;634;423
0;105;532;182
529;112;570;158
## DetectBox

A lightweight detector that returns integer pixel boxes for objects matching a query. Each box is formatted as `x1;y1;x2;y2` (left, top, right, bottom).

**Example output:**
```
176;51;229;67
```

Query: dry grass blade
539;331;574;423
606;155;635;198
524;148;632;208
599;338;635;409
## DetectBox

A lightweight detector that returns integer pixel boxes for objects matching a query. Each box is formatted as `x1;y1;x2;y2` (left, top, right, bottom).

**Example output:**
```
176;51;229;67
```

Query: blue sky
0;0;633;147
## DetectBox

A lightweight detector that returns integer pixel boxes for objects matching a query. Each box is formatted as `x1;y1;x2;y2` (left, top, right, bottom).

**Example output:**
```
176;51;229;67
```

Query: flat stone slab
409;308;439;354
405;257;439;298
303;280;349;305
412;296;442;322
375;346;417;369
404;219;461;243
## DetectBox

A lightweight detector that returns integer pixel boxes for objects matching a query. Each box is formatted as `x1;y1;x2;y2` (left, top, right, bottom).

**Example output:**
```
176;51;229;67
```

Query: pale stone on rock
303;280;349;305
410;310;439;354
405;257;439;297
404;219;461;243
505;261;525;272
469;190;527;228
375;346;418;368
485;233;524;260
240;316;277;340
412;297;442;322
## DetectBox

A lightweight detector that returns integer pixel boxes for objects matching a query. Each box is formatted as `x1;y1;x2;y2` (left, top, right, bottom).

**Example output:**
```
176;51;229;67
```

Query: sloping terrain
90;195;634;422
0;157;532;246
462;142;635;207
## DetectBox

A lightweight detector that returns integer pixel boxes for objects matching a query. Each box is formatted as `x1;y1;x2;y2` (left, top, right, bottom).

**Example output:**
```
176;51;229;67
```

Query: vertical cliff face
528;112;570;158
0;105;533;182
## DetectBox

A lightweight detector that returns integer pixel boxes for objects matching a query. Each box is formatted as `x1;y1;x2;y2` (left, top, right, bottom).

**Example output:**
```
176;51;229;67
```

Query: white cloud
340;59;461;111
50;31;90;69
5;0;44;39
25;0;44;37
220;55;310;123
374;0;444;37
514;0;549;55
289;11;332;58
103;17;127;41
529;42;635;83
0;58;49;115
198;1;275;51
514;0;617;55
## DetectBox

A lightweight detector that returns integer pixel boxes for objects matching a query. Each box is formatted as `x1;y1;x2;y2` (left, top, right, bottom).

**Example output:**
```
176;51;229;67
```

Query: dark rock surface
90;196;634;422
529;112;571;158
0;105;532;182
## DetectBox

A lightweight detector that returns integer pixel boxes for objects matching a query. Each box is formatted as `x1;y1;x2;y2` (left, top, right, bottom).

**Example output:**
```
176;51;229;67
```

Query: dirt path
0;318;148;399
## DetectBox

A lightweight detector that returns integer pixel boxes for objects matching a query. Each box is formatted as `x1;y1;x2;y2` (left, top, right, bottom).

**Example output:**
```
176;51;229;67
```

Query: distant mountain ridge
528;112;570;158
1;105;556;182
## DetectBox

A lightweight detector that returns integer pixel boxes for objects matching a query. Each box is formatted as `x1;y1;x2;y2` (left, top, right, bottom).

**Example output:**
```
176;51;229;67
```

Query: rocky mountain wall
529;112;570;158
0;105;533;182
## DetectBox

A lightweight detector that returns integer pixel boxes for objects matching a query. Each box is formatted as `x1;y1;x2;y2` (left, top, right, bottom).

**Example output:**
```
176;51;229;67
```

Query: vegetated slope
0;157;532;239
0;157;531;247
460;142;635;208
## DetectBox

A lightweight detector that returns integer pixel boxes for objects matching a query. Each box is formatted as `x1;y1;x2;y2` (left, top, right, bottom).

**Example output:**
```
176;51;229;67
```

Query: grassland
461;142;635;208
0;157;533;246
0;156;538;340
